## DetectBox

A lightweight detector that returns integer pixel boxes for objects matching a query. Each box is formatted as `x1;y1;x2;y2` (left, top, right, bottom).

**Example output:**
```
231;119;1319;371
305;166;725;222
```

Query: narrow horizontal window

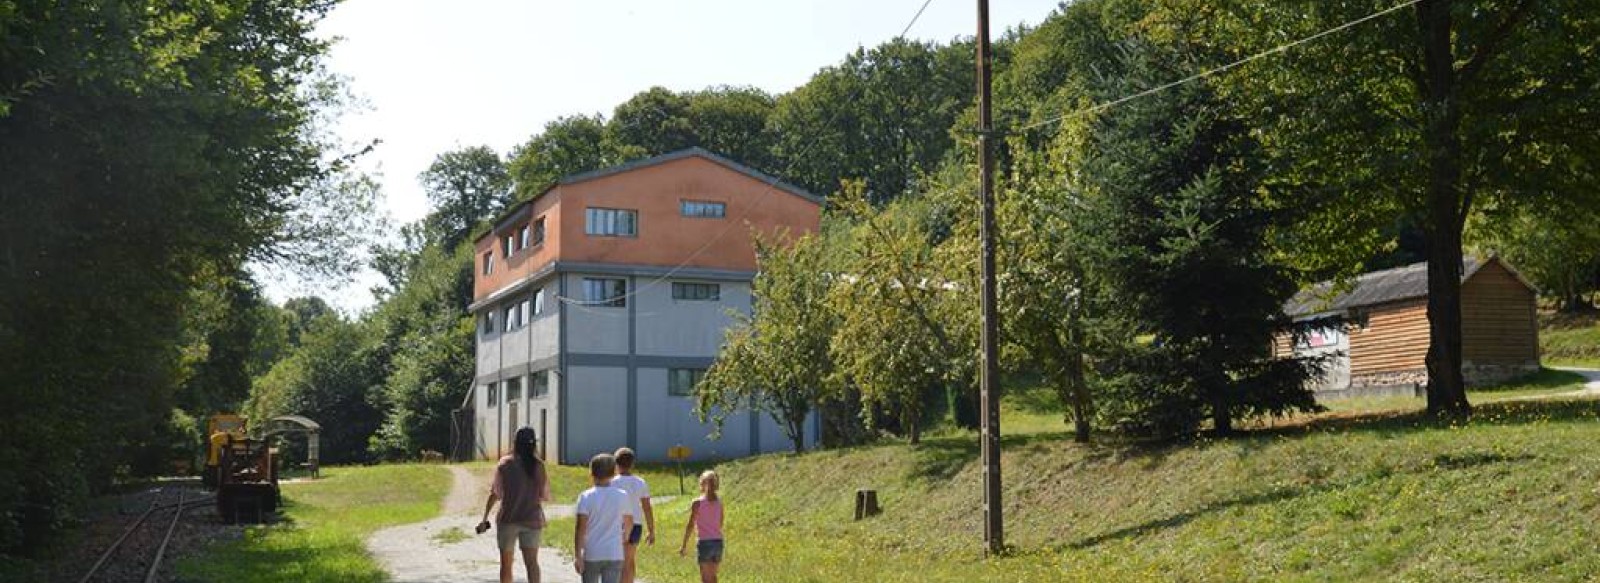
680;200;726;218
671;282;721;301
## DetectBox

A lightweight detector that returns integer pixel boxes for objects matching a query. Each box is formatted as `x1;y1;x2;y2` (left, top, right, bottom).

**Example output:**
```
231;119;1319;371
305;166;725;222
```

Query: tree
0;0;344;552
769;39;975;202
366;242;476;459
1223;0;1600;415
1074;37;1321;438
508;114;616;200
697;234;835;453
419;146;512;250
246;312;383;465
1471;199;1600;312
684;86;778;169
828;186;977;442
606;86;697;159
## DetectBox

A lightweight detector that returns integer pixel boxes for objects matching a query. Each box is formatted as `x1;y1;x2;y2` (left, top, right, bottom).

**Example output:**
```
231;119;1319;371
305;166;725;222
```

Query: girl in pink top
679;470;724;583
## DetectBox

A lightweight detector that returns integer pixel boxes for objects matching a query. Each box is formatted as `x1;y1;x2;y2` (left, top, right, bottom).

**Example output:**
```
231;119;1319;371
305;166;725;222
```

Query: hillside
1543;313;1600;367
547;380;1600;582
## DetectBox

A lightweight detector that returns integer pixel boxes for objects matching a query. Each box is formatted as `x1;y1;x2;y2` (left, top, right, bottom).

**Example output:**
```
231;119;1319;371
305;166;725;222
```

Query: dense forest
3;0;1598;555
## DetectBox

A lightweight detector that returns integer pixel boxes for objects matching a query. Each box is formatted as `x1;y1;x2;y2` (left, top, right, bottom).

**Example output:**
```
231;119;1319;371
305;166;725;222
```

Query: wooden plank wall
1349;299;1430;375
1462;261;1540;363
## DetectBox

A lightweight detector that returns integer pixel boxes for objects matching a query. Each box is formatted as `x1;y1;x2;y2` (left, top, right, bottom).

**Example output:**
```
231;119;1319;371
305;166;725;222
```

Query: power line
555;0;942;307
1016;0;1421;132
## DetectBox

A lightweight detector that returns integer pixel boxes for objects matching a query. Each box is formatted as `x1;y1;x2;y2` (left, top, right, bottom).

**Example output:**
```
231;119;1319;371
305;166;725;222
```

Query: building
1279;256;1541;395
467;148;822;463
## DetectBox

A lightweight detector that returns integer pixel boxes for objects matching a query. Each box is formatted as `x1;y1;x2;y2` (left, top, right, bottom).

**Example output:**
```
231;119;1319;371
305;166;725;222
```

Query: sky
267;0;1064;312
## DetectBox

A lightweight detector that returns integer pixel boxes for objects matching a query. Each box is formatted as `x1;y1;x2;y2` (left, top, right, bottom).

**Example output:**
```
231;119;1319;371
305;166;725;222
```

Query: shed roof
1284;256;1532;317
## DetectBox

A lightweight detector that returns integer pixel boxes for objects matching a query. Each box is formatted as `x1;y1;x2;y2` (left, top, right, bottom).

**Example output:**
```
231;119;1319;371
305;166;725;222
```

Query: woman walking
480;427;552;583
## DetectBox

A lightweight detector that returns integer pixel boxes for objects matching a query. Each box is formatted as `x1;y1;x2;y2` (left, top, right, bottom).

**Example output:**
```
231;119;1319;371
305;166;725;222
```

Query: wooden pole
975;0;1004;557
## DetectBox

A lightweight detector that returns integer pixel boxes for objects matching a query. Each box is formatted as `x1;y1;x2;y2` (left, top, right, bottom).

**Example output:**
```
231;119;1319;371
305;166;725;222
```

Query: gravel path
367;465;585;583
1533;367;1600;399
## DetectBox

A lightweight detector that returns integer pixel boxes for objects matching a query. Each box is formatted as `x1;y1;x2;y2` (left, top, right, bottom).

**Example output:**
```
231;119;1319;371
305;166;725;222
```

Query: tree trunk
1210;394;1233;437
787;409;808;453
1418;0;1472;416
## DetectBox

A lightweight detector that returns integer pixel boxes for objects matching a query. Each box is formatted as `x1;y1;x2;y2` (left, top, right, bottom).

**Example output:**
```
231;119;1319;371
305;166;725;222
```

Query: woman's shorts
696;539;724;563
497;523;542;551
627;524;643;545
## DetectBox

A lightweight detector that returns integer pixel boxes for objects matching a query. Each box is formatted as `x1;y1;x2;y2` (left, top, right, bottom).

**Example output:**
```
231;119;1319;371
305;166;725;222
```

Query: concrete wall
563;365;629;462
635;280;751;357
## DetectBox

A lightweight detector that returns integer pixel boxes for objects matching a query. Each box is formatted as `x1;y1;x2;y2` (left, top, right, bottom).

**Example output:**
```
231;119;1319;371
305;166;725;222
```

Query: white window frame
680;200;726;218
482;251;494;275
532;217;546;246
583;277;627;308
671;282;721;301
531;370;550;398
533;288;546;317
518;224;531;250
585;207;638;237
486;382;499;408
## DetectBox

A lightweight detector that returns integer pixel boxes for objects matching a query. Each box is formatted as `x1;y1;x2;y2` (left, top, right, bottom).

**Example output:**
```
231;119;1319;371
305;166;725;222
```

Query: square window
505;377;522;402
480;313;495;337
583;278;627;308
586;207;638;237
519;224;531;249
482;251;494;275
531;370;550;398
672;282;721;301
668;368;706;397
533;217;546;245
681;200;726;218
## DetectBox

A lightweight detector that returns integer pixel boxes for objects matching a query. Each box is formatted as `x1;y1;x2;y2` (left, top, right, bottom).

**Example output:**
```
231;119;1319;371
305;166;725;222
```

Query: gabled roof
1284;256;1534;317
476;148;820;243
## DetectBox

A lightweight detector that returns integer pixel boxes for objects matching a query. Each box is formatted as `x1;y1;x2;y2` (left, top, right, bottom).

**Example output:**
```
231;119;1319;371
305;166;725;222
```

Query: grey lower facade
471;264;818;464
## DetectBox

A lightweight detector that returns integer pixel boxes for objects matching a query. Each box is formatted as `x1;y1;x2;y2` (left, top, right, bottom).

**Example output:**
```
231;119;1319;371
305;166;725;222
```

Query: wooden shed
1279;256;1540;394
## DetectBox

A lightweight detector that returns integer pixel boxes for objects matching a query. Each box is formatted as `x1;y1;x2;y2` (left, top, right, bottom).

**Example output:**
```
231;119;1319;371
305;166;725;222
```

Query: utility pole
975;0;1004;557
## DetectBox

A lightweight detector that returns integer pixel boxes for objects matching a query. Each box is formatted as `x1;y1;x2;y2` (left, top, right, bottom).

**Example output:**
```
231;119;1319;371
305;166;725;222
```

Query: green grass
1542;314;1600;368
430;526;469;545
541;388;1600;582
175;464;449;583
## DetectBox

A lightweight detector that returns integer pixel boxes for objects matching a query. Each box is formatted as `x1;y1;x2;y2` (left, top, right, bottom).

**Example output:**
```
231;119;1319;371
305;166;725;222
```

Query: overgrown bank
548;394;1600;582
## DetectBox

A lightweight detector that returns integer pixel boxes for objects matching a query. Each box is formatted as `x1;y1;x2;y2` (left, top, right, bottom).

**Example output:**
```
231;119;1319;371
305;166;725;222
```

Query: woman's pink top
694;497;723;540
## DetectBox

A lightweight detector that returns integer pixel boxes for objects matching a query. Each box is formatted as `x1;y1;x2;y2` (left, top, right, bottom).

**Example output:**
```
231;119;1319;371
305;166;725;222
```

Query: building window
672;282;721;301
486;382;498;407
681;200;726;218
505;234;516;257
480;313;496;337
531;370;550;398
668;368;706;397
505;377;522;402
482;251;494;275
583;278;627;307
532;217;546;246
518;224;531;250
533;288;546;317
503;303;524;332
520;299;531;324
586;207;638;237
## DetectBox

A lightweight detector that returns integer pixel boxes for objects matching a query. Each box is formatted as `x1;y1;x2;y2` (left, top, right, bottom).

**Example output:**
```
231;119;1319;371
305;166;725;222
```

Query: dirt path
367;465;585;583
1534;367;1600;399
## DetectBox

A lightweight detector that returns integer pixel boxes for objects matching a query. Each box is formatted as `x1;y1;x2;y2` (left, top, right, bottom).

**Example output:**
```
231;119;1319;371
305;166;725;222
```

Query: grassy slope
1542;314;1600;368
546;378;1600;583
176;464;448;583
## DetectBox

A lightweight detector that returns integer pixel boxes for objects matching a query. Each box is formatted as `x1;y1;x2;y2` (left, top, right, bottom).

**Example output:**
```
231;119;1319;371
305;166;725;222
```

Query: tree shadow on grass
1247;398;1600;441
908;432;1117;482
1055;447;1538;552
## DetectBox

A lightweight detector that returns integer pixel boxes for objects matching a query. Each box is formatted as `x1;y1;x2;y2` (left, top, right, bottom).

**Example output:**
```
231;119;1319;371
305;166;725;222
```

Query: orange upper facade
472;148;823;303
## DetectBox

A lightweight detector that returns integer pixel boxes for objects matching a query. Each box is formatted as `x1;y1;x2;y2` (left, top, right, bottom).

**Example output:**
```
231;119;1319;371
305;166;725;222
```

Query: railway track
77;486;215;583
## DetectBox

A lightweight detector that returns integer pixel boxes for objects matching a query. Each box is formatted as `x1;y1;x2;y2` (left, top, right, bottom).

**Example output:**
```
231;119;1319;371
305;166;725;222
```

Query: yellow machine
203;413;280;523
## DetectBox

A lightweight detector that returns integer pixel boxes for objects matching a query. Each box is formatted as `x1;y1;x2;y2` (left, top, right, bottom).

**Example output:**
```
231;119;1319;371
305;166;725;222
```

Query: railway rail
77;486;215;583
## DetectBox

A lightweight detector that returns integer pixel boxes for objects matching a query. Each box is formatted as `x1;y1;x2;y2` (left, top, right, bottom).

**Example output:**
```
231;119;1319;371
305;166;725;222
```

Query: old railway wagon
1279;256;1540;395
